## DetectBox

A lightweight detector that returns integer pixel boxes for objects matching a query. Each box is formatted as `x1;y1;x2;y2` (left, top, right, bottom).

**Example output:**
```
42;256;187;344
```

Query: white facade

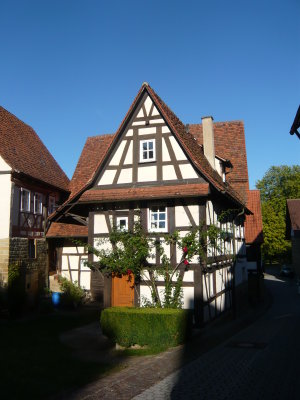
0;156;12;239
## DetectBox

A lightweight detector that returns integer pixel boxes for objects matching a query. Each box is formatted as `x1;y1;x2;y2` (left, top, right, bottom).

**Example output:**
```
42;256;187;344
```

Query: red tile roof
78;183;210;203
287;199;300;231
69;134;114;196
189;121;249;202
47;222;88;238
245;190;263;244
0;106;69;191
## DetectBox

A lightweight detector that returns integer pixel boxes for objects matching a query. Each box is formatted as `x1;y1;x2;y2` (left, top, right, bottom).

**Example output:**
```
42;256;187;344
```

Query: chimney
202;116;215;169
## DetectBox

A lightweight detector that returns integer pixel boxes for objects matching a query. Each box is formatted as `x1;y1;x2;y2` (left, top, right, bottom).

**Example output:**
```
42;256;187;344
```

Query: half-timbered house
48;83;263;324
0;106;69;301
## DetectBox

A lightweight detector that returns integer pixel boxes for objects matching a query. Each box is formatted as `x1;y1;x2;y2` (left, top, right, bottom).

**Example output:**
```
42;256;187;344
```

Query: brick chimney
202;116;215;169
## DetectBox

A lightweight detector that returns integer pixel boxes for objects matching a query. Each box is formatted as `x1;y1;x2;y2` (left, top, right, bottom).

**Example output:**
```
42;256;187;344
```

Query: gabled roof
244;190;263;244
287;199;300;232
0;106;69;192
51;83;248;222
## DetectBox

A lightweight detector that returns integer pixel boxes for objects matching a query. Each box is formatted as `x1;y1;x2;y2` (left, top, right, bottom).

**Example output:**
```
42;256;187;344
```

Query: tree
256;165;300;263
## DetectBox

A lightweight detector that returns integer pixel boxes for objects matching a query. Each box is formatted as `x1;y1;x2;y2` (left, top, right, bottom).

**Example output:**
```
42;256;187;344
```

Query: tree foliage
256;165;300;263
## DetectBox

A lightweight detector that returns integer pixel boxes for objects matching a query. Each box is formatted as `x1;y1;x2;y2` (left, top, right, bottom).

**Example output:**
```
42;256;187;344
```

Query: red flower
127;269;133;275
184;259;189;265
183;246;188;254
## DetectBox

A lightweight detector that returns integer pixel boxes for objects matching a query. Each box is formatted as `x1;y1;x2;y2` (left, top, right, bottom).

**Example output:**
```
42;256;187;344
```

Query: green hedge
100;307;192;348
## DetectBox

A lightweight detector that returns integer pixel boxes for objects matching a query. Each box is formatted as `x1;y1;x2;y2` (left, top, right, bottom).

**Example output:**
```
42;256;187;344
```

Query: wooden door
111;274;134;307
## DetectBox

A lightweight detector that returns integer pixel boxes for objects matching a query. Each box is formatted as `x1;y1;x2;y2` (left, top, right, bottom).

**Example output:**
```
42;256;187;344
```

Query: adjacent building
0;106;69;299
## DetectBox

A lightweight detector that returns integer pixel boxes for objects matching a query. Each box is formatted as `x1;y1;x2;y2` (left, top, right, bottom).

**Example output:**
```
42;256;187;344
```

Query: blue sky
1;0;299;189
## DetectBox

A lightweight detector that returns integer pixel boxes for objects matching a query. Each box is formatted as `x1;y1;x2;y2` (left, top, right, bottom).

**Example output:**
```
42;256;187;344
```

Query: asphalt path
134;272;300;400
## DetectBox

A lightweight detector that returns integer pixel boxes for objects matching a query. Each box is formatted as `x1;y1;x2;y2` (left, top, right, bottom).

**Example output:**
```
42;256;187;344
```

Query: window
149;206;167;232
28;239;36;259
48;196;56;215
21;188;30;212
34;193;43;214
116;216;128;231
140;139;156;162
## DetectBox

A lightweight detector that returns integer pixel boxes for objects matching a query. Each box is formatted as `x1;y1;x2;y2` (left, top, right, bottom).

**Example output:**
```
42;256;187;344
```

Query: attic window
140;139;156;163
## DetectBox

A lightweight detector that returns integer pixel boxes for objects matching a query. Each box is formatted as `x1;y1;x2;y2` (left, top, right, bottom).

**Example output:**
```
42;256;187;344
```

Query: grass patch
0;308;114;399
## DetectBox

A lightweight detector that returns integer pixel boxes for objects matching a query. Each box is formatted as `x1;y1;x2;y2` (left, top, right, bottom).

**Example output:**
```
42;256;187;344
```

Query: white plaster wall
138;166;157;182
216;269;225;293
136;108;144;118
124;142;133;165
162;165;177;180
94;214;109;234
175;206;190;227
162;126;170;133
139;127;156;135
152;106;159;116
98;169;117;185
183;270;194;282
144;96;153;116
179;164;198;179
126;129;133;137
169;137;187;161
162;138;171;162
61;249;90;289
206;201;214;225
109;141;126;166
118;168;132;184
183;287;194;309
0;156;12;239
150;118;164;124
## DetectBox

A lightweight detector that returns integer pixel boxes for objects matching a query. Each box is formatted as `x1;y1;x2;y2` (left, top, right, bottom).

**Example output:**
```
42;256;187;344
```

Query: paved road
134;273;300;400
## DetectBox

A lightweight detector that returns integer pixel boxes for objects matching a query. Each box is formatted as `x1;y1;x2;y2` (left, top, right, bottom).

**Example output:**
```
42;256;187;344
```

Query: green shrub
58;277;85;308
100;307;192;348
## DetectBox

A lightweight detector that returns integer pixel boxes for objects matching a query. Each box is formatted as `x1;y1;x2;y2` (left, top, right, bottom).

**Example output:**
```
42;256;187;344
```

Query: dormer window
140;139;156;163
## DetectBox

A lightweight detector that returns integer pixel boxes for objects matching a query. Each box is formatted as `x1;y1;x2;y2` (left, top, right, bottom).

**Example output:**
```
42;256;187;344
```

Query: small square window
21;188;30;212
149;206;167;232
140;139;156;163
116;216;128;231
34;193;43;214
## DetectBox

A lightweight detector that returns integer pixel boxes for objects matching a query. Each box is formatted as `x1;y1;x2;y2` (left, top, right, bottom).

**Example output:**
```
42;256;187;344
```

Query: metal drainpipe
232;208;245;319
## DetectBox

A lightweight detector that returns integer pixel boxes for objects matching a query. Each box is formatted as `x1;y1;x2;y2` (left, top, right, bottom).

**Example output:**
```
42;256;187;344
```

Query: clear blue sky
1;0;299;189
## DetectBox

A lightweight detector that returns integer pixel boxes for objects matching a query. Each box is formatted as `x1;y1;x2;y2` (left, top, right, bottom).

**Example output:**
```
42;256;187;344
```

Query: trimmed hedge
100;307;192;348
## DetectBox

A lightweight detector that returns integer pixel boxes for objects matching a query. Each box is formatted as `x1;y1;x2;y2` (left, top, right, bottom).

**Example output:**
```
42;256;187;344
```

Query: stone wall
9;238;48;297
0;238;10;285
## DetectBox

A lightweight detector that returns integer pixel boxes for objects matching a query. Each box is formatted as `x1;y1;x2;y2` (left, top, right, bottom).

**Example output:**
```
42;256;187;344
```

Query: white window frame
148;206;168;232
20;188;31;212
48;196;56;215
34;193;43;215
140;139;156;163
116;216;128;231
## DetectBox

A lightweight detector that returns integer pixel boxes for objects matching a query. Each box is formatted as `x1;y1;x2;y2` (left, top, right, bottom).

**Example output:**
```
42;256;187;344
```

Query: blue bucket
52;292;61;306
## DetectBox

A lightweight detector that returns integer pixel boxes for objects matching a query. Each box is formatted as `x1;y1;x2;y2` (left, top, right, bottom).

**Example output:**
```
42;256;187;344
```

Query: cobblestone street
134;273;300;400
63;272;300;400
